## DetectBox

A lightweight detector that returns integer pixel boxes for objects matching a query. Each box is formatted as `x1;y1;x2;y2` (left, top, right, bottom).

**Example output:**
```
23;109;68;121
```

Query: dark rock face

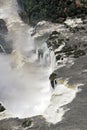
49;73;57;89
0;35;12;54
47;19;87;66
22;119;32;128
17;0;29;24
0;19;13;54
0;19;8;34
47;32;86;60
0;103;5;112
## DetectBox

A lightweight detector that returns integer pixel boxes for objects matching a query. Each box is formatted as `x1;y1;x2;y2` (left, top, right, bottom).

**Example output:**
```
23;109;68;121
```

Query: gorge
0;0;87;130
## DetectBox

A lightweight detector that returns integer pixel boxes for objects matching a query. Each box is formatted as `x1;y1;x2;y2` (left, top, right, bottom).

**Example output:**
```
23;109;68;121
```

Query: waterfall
0;0;79;124
0;0;52;118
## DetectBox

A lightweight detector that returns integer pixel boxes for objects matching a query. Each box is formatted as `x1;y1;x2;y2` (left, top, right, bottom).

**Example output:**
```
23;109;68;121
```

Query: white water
0;0;52;118
43;82;79;123
0;0;79;124
0;53;52;117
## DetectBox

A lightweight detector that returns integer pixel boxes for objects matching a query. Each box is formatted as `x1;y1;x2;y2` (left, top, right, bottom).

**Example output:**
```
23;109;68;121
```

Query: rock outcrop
0;19;8;34
0;19;13;54
0;103;5;112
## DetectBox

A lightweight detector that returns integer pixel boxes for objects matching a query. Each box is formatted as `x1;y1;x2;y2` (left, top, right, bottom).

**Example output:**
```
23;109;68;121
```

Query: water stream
0;0;78;124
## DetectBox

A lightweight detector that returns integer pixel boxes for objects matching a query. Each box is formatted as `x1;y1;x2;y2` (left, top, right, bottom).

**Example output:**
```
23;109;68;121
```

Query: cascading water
0;0;79;124
0;0;52;118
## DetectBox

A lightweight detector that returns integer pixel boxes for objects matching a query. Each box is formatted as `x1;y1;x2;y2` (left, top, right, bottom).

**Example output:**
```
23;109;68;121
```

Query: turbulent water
0;0;78;124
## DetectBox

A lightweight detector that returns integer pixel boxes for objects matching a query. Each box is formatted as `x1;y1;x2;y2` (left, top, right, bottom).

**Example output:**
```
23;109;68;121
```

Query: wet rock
0;19;8;34
18;11;29;24
17;0;29;24
52;31;60;35
0;35;13;54
69;26;85;33
0;103;5;112
55;17;66;23
74;49;86;58
56;55;61;61
83;19;87;24
0;116;50;130
0;19;13;54
47;19;87;63
49;73;57;89
22;119;32;128
47;32;65;51
38;49;43;60
0;35;6;53
49;73;57;81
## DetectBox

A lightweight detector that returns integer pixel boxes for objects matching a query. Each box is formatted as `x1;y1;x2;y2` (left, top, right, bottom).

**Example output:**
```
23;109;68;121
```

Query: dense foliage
18;0;87;25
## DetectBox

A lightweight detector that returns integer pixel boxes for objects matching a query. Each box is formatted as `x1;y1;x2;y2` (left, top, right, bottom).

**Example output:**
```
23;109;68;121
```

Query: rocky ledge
0;17;87;130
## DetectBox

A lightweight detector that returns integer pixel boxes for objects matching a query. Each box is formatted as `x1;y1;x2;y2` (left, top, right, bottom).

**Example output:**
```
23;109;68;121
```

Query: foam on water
43;82;79;124
0;51;52;118
0;0;52;118
0;0;79;124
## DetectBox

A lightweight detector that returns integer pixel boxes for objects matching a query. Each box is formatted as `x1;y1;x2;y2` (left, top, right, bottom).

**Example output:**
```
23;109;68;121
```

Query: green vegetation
18;0;87;25
81;0;87;3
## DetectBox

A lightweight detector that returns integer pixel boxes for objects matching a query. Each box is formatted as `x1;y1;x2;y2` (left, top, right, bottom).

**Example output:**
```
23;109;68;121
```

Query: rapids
0;0;79;124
